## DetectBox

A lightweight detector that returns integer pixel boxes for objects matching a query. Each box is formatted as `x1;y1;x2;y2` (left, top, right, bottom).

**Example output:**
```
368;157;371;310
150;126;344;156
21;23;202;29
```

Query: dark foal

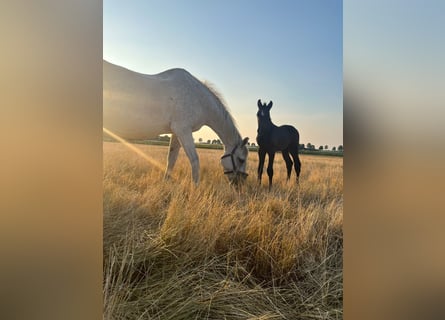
256;99;301;190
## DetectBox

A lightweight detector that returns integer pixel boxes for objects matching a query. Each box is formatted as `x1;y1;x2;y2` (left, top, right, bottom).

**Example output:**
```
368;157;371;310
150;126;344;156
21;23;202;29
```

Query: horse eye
238;158;245;164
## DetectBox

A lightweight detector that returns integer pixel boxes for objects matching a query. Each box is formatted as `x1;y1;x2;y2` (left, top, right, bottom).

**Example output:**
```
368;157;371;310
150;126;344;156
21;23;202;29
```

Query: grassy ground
103;142;343;319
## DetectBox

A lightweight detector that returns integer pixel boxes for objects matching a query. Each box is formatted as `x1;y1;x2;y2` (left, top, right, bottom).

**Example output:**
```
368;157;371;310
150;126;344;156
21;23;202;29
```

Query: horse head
257;99;273;120
220;137;249;185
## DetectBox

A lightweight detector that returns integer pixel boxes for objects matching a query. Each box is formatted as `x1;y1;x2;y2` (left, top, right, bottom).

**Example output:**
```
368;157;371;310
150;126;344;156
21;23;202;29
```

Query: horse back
103;61;208;138
275;125;299;149
281;125;299;138
257;125;299;151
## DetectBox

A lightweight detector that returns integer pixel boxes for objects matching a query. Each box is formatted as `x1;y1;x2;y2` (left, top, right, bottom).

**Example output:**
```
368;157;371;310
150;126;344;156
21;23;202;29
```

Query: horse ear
267;101;273;109
257;99;262;108
241;137;249;147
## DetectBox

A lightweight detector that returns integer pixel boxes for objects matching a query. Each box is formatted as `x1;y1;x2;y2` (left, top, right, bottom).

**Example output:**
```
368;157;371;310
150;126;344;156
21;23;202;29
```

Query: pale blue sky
104;0;343;148
344;0;445;146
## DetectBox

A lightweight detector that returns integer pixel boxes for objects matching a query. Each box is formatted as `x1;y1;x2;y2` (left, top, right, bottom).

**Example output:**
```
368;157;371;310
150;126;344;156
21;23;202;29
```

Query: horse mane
202;81;226;106
201;80;241;140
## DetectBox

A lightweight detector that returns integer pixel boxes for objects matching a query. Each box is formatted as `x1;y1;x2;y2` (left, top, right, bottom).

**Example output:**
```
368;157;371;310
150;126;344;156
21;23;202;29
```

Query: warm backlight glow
103;127;165;173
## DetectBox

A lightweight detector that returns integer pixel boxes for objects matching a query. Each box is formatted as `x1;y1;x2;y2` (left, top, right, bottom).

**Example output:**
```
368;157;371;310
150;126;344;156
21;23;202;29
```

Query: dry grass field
103;141;343;319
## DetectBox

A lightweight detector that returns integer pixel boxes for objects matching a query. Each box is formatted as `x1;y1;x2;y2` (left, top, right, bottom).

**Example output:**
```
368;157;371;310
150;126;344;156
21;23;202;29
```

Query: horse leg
290;148;301;184
282;149;293;181
164;134;181;180
257;147;266;185
267;152;275;190
176;131;200;184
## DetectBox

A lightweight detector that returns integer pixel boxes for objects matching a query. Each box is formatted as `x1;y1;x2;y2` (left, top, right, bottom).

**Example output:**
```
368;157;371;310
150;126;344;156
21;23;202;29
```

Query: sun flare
103;127;165;173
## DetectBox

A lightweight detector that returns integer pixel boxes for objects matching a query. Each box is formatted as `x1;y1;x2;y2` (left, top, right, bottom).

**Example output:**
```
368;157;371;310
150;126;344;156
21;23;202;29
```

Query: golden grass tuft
103;142;343;319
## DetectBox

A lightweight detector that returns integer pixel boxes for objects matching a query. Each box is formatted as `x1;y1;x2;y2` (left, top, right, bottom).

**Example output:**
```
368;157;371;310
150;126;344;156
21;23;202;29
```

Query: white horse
103;60;249;184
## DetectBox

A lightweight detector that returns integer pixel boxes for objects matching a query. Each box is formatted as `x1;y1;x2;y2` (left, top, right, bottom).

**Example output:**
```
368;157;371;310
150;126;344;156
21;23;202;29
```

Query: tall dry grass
103;142;343;319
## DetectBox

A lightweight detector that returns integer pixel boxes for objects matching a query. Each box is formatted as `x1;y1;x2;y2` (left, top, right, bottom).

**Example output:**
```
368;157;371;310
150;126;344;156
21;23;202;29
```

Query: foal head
257;99;273;124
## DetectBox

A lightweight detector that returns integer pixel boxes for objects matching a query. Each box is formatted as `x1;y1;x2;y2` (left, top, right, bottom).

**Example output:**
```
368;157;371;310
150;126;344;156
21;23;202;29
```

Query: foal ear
267;101;273;109
241;137;249;147
257;99;262;108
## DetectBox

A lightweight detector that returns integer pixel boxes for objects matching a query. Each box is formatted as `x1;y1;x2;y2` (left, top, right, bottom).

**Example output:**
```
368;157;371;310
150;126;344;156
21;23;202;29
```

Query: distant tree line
157;135;170;142
159;136;343;152
303;143;343;152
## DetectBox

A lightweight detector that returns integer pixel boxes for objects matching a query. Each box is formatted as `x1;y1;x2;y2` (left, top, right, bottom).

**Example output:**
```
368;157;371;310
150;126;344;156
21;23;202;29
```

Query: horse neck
206;104;241;151
258;118;275;134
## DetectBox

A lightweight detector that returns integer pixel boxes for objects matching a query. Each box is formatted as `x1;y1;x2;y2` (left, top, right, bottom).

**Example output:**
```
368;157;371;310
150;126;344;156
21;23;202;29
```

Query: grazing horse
256;99;301;189
103;60;249;185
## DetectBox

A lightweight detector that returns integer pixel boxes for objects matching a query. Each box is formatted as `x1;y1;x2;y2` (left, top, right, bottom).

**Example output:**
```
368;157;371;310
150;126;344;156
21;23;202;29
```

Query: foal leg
257;147;266;185
290;148;301;184
267;152;275;190
282;149;293;181
164;134;181;180
176;130;200;185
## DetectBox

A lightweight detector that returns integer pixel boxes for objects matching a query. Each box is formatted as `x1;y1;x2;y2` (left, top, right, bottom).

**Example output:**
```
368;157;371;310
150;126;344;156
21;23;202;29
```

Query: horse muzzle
224;171;248;185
